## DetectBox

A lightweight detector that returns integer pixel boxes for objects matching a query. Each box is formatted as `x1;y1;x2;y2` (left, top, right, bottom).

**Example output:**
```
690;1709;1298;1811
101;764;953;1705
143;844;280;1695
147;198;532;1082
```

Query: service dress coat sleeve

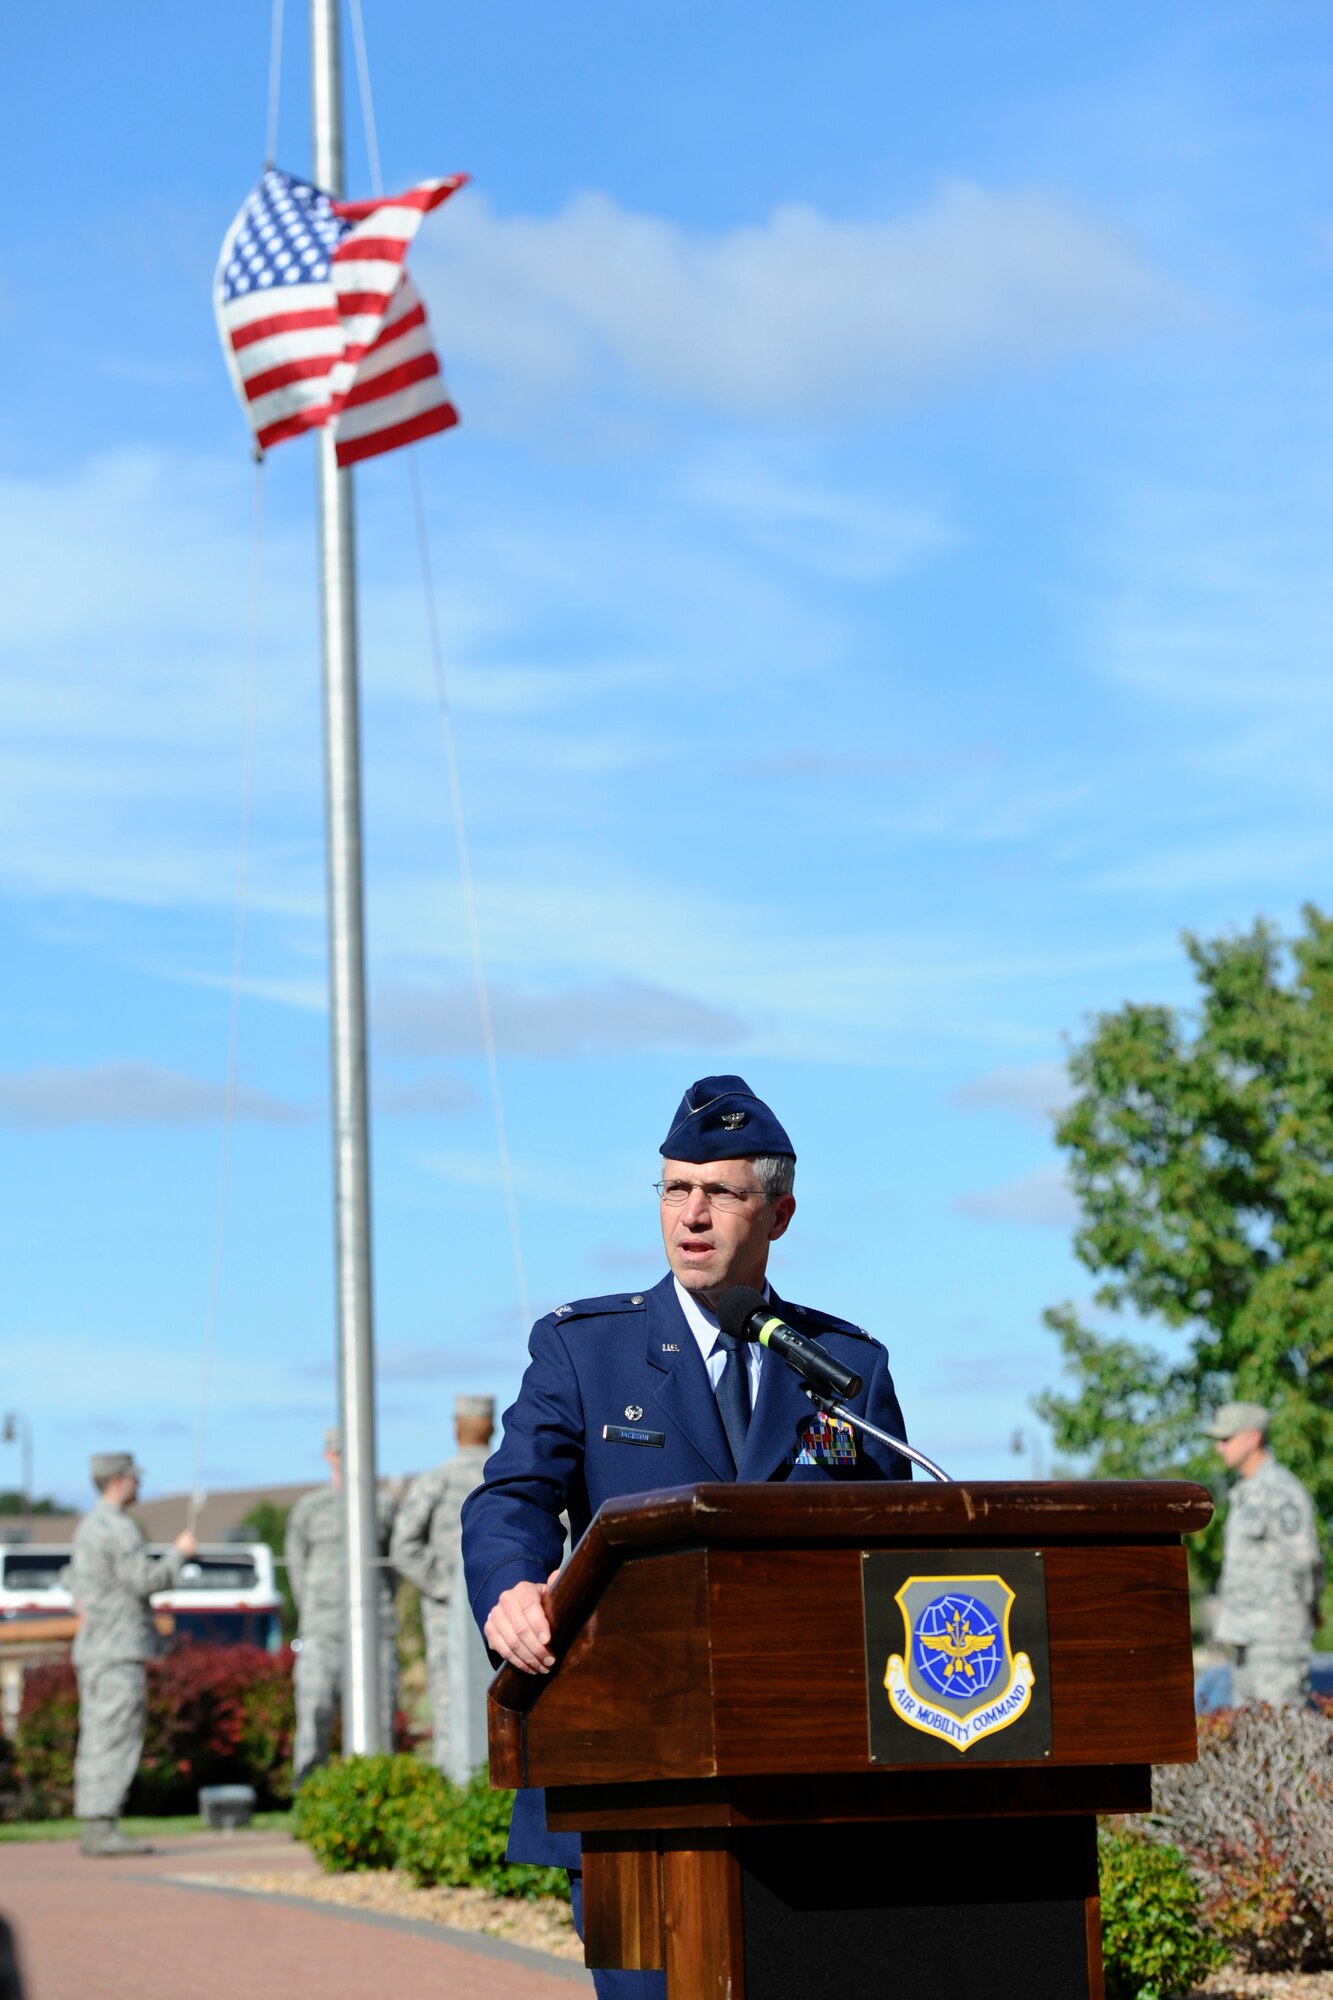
461;1313;585;1631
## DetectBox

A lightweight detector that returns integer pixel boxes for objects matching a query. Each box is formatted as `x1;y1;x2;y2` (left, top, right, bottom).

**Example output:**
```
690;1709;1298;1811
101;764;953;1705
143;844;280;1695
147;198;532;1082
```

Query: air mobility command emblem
861;1550;1052;1763
885;1576;1034;1752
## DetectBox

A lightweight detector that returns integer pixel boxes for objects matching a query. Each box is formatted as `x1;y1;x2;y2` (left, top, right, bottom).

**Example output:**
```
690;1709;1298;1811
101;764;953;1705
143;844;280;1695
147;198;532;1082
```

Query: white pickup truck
0;1541;284;1652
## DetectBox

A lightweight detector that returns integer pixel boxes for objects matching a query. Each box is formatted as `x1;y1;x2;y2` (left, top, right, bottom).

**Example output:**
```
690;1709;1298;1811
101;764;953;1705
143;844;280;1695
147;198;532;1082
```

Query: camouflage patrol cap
90;1451;142;1482
324;1428;343;1455
1202;1401;1270;1440
455;1395;494;1422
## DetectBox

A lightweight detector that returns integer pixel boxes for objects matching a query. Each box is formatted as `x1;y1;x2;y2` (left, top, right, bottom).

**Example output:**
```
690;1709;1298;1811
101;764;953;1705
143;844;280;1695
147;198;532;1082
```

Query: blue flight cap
660;1074;795;1163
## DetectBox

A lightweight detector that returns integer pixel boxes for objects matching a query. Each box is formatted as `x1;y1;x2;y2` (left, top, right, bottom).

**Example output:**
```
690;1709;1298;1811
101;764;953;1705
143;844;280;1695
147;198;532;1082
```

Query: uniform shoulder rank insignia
552;1292;646;1321
791;1411;857;1466
883;1575;1035;1753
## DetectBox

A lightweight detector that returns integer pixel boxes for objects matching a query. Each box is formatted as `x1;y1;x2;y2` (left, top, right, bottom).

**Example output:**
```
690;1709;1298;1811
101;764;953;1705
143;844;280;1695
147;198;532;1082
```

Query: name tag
602;1424;666;1448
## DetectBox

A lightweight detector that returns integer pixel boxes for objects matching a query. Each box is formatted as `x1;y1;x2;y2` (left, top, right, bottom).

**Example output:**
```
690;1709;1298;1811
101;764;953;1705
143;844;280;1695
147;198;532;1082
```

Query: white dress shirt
672;1275;768;1406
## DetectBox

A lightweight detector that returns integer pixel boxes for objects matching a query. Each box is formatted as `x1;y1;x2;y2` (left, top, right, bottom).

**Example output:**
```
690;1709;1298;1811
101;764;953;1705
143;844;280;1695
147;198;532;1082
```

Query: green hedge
295;1765;1227;1963
1099;1821;1221;2000
292;1754;568;1902
291;1753;436;1871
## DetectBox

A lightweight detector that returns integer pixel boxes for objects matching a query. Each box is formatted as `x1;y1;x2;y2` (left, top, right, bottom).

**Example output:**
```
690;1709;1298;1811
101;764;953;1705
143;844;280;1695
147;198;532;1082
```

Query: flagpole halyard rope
347;0;532;1337
409;460;534;1337
348;0;384;198
188;460;266;1535
264;0;285;168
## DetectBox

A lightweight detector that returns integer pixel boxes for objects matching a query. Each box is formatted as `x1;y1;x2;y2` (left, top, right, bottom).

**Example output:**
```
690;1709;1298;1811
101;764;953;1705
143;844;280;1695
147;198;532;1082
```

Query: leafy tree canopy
1036;905;1333;1570
0;1492;65;1516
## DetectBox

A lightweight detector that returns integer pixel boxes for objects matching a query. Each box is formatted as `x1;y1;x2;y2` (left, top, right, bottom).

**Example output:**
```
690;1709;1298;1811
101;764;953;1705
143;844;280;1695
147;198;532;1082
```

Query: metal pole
2;1414;32;1531
310;0;383;1754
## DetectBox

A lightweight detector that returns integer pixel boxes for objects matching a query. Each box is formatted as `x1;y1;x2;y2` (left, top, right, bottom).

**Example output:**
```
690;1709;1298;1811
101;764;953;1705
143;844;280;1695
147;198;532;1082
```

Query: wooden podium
487;1481;1211;2000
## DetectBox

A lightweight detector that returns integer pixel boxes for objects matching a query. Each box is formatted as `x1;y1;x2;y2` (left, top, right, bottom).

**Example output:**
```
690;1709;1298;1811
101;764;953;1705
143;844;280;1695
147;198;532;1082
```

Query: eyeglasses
653;1179;764;1212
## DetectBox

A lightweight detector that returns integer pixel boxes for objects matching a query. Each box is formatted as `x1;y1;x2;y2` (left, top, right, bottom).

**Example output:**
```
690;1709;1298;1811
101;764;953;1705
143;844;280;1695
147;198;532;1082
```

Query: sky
3;1;1332;1511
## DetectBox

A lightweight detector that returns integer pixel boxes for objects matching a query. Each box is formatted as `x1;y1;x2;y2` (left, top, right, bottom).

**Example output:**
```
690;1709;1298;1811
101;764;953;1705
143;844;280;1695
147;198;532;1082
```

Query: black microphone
715;1287;863;1402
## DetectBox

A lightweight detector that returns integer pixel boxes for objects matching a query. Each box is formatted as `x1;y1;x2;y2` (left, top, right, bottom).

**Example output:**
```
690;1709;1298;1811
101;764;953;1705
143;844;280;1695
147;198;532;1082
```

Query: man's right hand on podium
484;1569;561;1673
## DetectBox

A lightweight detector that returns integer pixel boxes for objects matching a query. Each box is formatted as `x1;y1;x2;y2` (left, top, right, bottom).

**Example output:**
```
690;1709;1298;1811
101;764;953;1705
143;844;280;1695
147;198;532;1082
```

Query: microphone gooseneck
714;1285;952;1482
715;1286;863;1402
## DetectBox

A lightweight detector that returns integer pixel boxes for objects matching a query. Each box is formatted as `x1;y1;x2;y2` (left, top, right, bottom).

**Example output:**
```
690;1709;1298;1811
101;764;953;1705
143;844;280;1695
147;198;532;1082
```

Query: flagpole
310;0;383;1755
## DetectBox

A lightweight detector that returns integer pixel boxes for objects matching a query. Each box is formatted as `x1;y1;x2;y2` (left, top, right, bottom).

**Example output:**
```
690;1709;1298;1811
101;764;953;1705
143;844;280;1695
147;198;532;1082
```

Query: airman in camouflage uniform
69;1451;196;1856
1205;1401;1324;1707
285;1429;399;1783
390;1395;494;1768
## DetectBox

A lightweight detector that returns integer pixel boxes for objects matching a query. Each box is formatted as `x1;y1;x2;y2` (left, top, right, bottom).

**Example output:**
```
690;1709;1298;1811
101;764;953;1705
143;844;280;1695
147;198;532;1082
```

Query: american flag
215;167;467;466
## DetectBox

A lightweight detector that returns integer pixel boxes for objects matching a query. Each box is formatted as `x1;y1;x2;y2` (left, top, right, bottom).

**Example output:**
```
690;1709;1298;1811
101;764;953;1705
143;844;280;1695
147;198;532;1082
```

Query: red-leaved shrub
5;1663;78;1820
1150;1701;1333;1972
5;1644;297;1821
136;1644;297;1813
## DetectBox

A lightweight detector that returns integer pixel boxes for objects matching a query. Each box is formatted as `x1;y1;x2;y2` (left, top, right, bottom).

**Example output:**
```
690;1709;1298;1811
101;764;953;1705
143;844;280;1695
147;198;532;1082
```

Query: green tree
0;1493;64;1516
236;1499;298;1639
1036;906;1333;1593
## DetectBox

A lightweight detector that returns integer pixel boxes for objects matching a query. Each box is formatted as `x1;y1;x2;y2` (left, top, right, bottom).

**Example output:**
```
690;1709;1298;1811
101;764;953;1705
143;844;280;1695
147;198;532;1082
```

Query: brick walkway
2;1830;590;2000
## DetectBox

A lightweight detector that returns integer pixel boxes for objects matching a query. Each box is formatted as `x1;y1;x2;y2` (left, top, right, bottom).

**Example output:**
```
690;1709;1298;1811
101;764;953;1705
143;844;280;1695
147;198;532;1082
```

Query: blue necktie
714;1328;752;1473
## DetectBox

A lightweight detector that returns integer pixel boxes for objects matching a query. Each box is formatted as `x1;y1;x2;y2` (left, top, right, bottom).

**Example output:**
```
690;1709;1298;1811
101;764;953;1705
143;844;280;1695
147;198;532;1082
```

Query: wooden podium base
584;1818;1103;2000
495;1484;1209;2000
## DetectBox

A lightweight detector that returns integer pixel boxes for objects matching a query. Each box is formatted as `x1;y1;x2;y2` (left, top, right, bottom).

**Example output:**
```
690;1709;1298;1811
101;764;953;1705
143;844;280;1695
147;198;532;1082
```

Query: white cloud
0;1063;305;1128
3;1334;299;1423
953;1060;1073;1123
375;977;748;1059
931;1349;1055;1394
1100;481;1333;713
953;1164;1078;1229
590;1243;658;1274
1094;828;1333;896
683;458;953;582
376;1072;482;1117
0;449;845;919
374;1345;474;1383
99;357;207;388
741;745;998;781
0;450;292;658
415;1148;647;1212
422;181;1183;423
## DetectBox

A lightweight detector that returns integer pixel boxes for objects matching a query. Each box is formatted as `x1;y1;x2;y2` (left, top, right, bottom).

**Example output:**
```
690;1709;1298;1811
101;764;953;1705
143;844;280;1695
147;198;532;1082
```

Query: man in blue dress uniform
461;1075;911;1998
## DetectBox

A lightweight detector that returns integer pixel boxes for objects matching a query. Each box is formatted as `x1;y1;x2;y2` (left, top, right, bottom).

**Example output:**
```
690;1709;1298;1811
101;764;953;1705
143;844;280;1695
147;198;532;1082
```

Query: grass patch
0;1810;293;1843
